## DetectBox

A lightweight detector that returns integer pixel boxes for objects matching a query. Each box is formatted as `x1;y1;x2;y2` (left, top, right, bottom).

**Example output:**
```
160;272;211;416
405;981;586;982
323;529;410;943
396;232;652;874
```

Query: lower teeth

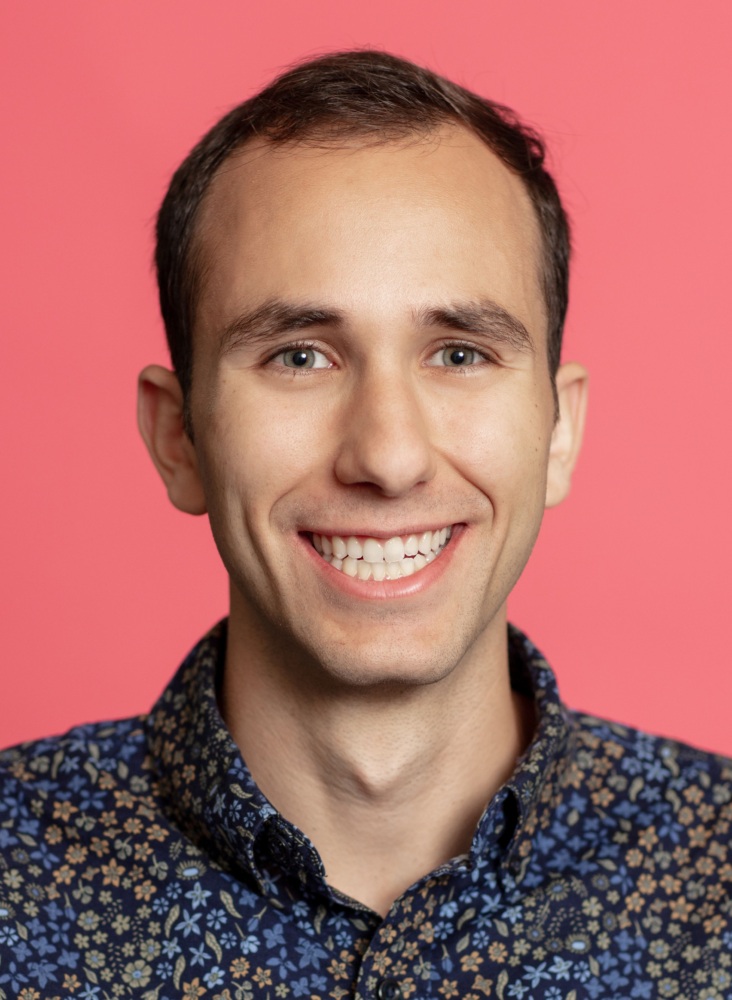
322;546;442;580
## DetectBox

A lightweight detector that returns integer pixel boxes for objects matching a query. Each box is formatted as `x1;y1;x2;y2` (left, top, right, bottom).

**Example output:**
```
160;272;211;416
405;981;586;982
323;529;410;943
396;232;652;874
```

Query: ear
137;365;207;515
545;362;589;509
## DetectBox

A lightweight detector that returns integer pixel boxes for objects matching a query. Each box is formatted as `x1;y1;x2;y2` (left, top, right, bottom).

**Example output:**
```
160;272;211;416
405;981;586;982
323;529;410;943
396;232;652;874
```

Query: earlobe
545;362;589;509
137;365;207;515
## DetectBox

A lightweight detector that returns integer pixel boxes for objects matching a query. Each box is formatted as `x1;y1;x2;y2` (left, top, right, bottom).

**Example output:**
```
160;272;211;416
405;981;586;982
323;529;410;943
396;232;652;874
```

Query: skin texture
139;125;587;914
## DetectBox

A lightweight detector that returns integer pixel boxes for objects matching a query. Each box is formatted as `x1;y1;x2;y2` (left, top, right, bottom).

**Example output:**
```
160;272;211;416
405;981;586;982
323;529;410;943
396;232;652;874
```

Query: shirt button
376;979;403;1000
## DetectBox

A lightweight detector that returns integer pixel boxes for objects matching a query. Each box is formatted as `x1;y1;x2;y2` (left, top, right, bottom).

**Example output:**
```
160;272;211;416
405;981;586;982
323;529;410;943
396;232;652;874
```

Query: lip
298;523;464;600
303;524;456;541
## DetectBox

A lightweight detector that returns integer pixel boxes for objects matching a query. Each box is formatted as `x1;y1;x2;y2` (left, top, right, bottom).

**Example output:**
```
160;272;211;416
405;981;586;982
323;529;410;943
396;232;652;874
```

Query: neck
220;608;535;917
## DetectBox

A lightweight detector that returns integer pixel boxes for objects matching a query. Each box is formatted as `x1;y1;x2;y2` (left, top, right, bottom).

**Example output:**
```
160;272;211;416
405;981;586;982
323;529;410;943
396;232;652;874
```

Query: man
1;50;730;1000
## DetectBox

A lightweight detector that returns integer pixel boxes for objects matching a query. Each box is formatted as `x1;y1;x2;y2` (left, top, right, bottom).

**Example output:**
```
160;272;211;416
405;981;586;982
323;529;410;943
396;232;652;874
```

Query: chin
310;638;470;691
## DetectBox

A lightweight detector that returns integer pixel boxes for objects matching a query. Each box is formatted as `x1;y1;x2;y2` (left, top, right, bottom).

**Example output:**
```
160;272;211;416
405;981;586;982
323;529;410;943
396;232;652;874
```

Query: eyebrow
415;301;534;353
216;297;534;355
217;300;342;355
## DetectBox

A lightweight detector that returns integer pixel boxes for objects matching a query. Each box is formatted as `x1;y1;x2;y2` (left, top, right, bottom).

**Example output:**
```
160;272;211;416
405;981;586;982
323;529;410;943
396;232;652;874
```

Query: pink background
2;1;731;751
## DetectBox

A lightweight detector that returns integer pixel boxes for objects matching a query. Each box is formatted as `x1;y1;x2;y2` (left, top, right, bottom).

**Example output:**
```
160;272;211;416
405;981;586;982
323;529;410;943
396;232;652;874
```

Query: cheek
197;382;329;513
440;391;552;507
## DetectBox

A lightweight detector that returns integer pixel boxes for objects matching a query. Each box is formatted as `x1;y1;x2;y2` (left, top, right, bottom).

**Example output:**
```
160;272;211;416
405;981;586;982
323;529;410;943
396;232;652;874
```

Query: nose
333;369;437;497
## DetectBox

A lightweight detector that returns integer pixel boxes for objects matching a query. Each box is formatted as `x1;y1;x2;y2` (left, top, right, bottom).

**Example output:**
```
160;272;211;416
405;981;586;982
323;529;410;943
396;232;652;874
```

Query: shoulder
565;710;732;831
0;716;151;837
571;710;732;778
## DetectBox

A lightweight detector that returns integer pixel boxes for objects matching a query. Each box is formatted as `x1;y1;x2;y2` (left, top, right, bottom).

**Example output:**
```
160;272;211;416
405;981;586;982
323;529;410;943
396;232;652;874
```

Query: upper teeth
312;528;451;580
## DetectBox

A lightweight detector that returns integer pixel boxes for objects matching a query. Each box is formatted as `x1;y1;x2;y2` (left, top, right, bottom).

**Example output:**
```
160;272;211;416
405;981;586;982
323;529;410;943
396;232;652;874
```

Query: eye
273;347;330;369
428;345;482;368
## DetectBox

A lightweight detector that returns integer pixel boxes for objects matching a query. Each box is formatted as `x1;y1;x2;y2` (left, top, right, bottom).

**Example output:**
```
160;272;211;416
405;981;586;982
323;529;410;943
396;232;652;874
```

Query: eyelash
265;339;496;371
266;340;330;371
433;339;496;369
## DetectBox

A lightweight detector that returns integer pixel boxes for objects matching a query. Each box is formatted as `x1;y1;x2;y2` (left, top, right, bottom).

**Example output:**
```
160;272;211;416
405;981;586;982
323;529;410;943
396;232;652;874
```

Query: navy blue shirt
1;622;731;999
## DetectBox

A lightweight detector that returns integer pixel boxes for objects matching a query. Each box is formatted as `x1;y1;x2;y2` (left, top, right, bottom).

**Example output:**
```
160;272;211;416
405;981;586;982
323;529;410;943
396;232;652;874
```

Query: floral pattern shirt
1;622;732;1000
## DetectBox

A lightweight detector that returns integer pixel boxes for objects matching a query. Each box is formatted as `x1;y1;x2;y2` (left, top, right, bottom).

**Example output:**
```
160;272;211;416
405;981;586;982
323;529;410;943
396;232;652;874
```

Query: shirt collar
476;625;574;883
146;622;325;894
147;620;572;894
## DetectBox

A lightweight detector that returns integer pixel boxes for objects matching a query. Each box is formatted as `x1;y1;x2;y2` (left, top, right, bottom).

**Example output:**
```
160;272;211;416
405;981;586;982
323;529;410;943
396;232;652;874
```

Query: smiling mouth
310;527;453;581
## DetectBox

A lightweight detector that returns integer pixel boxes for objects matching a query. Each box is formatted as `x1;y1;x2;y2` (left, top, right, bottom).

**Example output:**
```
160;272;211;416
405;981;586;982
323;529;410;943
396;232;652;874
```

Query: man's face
185;126;563;686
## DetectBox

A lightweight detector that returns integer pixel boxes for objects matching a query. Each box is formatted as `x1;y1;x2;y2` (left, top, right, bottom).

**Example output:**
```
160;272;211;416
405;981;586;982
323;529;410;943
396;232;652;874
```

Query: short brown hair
156;50;570;409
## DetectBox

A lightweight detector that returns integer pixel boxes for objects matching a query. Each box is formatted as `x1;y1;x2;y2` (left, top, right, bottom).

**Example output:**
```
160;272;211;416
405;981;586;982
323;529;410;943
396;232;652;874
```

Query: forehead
193;125;545;345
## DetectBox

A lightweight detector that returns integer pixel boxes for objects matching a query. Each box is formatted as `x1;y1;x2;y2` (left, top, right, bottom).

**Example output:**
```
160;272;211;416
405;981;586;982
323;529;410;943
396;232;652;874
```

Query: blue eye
276;348;329;369
442;347;476;368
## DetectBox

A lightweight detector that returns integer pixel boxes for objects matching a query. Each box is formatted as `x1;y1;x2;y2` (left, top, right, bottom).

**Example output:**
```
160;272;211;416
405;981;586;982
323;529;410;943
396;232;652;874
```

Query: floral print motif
1;622;732;999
